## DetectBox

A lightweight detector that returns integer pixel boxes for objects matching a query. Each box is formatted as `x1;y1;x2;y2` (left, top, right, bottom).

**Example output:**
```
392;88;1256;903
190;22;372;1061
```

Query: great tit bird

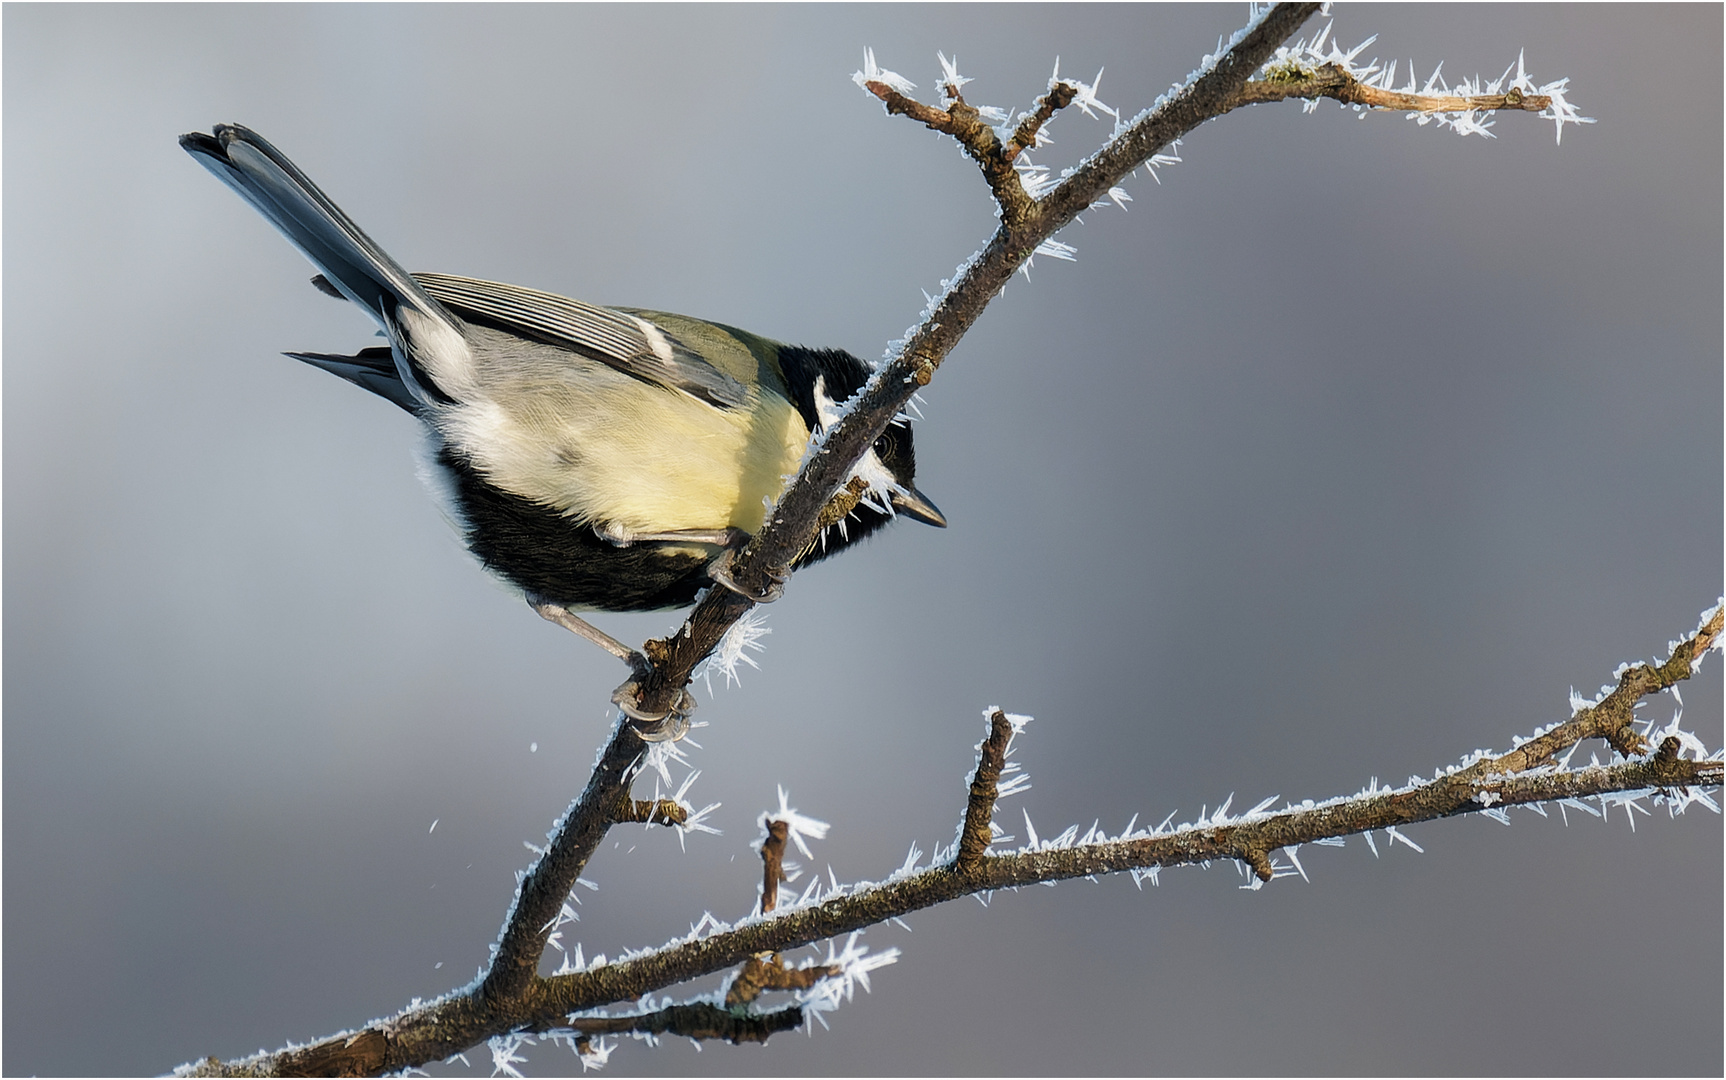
180;124;944;679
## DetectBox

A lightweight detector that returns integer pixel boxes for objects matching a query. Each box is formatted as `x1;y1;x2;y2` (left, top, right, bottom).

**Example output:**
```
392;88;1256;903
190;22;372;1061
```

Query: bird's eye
872;434;891;456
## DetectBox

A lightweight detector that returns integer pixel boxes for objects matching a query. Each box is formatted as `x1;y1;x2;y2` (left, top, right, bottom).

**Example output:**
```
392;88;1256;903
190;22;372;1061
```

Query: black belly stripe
436;447;715;611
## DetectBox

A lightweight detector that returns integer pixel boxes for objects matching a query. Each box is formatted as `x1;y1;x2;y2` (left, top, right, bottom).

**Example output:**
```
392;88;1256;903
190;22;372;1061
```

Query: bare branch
860;76;1044;223
485;725;645;1001
1005;82;1080;163
543;734;1717;1002
1466;603;1722;768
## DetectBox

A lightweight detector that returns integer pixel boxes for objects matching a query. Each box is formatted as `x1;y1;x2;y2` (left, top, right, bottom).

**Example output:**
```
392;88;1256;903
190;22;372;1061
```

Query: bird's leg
527;594;694;741
594;521;785;603
593;523;751;548
529;594;644;665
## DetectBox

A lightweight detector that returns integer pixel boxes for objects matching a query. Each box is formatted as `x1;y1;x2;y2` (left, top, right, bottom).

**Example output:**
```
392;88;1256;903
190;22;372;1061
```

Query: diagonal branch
480;725;645;1003
627;2;1324;724
408;5;1336;1063
526;742;1717;1011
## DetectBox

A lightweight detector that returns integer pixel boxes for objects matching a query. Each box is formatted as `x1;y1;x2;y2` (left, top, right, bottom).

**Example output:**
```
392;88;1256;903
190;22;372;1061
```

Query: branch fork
862;76;1077;226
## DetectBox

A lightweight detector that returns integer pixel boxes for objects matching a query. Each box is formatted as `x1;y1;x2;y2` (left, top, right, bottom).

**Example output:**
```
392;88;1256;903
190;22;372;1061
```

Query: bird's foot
610;680;696;742
528;593;697;742
707;547;787;604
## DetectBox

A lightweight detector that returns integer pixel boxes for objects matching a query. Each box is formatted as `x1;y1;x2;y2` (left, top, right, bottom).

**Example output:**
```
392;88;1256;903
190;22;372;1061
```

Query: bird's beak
891;486;947;528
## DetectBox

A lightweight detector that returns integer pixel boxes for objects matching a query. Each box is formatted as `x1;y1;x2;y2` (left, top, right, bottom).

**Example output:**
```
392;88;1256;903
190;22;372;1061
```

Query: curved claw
708;549;787;604
612;680;697;742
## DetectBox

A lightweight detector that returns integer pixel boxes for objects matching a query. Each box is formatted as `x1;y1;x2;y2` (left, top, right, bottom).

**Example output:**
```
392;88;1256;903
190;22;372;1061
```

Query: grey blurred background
5;4;1720;1076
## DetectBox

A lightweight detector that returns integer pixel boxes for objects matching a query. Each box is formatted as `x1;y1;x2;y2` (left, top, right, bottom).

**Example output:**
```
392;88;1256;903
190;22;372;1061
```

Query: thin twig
760;819;789;913
1005;81;1079;162
723;954;834;1008
956;710;1013;870
1237;61;1554;112
862;80;1035;223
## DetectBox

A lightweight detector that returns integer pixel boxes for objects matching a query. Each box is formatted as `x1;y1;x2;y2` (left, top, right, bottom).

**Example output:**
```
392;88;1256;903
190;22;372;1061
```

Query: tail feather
182;124;466;407
285;348;421;414
181;125;446;325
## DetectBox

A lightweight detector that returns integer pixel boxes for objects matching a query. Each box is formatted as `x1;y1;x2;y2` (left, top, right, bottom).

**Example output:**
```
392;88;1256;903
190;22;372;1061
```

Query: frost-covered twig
1241;58;1589;143
1247;61;1551;114
723;953;835;1009
957;709;1015;869
759;819;789;913
1247;23;1592;143
856;68;1077;224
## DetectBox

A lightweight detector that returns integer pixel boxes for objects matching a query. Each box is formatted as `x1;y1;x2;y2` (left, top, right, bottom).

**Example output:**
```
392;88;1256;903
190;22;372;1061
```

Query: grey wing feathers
414;273;749;410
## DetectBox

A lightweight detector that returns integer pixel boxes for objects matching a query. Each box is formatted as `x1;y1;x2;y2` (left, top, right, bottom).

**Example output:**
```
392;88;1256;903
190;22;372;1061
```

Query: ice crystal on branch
575;1037;614;1071
935;51;970;98
694;607;770;694
798;933;900;1025
1049;59;1116;123
759;786;830;861
852;48;915;99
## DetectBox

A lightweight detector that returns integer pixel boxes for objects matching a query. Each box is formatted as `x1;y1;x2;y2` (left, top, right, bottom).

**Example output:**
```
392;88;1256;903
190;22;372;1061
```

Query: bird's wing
413;273;749;409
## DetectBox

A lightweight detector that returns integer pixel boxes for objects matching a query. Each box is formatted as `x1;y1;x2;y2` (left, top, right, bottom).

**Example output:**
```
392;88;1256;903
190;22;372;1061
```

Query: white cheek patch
811;375;904;518
812;375;845;433
851;447;901;518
